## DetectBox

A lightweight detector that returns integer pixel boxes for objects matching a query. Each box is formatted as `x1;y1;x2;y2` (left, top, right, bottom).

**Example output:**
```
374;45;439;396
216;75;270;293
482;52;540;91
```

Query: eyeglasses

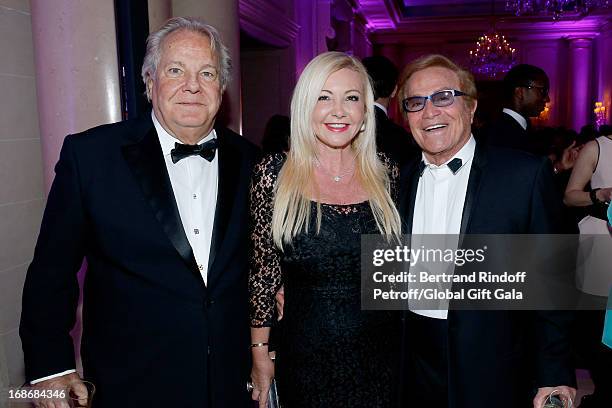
520;84;549;96
402;89;469;113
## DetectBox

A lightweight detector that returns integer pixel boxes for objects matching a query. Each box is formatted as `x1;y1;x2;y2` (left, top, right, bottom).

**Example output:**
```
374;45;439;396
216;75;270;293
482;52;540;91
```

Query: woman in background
564;124;612;407
248;51;402;408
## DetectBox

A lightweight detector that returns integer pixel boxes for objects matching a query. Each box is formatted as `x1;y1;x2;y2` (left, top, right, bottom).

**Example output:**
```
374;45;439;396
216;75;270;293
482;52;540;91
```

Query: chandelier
506;0;610;20
469;31;517;78
594;101;607;128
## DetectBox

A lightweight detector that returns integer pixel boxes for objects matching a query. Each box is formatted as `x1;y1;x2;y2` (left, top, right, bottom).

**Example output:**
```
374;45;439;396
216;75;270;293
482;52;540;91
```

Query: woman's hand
250;348;275;408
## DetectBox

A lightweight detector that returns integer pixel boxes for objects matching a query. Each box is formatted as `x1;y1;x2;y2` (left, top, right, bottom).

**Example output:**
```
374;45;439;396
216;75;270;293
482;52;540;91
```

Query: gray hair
141;16;232;100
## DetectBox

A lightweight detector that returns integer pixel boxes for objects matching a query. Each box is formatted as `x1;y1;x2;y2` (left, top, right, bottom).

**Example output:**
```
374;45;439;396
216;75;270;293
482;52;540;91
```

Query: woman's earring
360;123;366;132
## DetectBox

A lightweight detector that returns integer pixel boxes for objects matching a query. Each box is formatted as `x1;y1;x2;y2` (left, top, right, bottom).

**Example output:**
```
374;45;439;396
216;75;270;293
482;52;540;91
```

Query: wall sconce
539;103;550;121
533;102;551;127
594;101;607;129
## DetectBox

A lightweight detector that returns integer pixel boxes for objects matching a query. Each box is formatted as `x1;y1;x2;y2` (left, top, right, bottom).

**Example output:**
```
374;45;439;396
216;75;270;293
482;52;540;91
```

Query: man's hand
32;372;89;408
533;386;576;408
275;285;284;320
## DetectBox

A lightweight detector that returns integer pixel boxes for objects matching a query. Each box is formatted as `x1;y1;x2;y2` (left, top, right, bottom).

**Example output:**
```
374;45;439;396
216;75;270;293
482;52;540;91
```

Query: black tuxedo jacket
20;116;258;407
399;141;575;408
374;106;419;166
480;111;547;157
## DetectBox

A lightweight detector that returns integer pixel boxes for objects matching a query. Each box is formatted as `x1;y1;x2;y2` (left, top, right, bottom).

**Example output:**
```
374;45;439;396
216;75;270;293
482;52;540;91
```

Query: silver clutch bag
267;378;281;408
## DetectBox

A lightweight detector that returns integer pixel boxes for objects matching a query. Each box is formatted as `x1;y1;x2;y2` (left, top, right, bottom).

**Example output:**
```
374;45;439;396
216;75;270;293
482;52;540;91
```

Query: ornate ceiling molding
370;15;610;44
353;0;611;44
239;0;300;48
354;0;399;30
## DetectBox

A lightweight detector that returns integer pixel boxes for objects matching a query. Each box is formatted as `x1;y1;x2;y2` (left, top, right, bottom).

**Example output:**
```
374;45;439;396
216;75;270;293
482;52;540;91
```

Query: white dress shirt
374;101;388;116
502;108;528;130
153;111;218;285
410;135;476;319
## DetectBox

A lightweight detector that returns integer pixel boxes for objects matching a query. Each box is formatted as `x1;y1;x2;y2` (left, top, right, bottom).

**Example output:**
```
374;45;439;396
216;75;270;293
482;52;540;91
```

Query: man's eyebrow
408;88;454;96
164;62;218;70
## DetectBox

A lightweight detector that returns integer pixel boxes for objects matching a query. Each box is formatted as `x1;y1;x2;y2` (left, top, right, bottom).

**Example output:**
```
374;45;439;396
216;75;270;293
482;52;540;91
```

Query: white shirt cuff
31;369;77;384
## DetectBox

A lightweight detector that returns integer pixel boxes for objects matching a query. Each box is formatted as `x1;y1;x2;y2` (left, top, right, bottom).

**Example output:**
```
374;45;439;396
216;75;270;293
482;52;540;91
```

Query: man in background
482;63;578;175
362;55;418;165
483;64;549;153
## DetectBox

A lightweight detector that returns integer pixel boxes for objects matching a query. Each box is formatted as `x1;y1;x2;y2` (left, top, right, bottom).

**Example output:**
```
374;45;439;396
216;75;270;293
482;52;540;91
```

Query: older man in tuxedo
398;54;575;408
20;17;257;407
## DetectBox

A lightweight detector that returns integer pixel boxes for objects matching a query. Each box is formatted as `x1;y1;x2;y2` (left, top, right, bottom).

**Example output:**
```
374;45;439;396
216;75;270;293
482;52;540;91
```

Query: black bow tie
419;157;463;176
447;158;463;174
171;139;218;164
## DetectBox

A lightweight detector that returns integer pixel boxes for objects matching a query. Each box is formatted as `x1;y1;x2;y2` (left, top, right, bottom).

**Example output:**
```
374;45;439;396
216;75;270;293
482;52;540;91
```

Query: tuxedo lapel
459;141;487;234
206;128;242;284
400;160;421;233
121;125;198;273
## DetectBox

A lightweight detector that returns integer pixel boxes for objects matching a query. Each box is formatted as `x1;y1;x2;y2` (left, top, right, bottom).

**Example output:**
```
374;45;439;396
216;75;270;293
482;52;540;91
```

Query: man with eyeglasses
397;54;576;408
484;64;549;152
483;64;579;176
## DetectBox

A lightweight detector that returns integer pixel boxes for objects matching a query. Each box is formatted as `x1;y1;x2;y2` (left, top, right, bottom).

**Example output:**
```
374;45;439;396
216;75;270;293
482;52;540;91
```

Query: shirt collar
374;102;388;116
151;111;217;157
421;134;476;172
502;108;528;130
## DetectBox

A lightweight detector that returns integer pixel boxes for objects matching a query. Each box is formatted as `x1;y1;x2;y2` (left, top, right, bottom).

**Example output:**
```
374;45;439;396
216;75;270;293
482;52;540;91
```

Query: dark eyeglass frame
519;84;549;96
402;89;469;113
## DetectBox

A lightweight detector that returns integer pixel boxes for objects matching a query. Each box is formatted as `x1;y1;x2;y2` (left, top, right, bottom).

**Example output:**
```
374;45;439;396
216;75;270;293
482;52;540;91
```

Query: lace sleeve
378;152;400;204
249;154;285;327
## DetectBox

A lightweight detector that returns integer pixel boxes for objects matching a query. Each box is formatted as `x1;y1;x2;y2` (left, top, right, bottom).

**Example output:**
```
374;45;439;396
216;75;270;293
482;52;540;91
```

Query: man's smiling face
149;29;222;143
404;66;476;165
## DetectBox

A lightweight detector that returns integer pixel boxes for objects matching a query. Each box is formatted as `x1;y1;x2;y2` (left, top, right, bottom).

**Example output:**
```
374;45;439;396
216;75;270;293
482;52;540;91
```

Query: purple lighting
356;0;396;30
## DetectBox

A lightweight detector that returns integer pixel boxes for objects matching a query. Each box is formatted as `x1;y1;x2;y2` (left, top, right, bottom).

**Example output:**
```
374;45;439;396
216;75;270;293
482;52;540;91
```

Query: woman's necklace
313;156;356;182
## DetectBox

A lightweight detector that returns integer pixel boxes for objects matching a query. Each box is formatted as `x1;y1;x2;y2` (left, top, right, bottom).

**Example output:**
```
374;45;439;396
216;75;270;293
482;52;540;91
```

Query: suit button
207;299;215;308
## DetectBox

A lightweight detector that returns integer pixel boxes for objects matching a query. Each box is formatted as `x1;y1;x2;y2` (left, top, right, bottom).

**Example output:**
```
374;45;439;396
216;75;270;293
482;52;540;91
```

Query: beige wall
0;0;43;395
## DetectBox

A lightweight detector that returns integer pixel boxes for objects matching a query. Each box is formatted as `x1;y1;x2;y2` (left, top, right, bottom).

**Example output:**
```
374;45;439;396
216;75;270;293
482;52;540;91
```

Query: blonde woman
248;51;402;408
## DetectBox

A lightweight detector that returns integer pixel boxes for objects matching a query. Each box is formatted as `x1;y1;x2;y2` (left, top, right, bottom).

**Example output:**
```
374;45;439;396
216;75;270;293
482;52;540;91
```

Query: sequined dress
249;154;401;408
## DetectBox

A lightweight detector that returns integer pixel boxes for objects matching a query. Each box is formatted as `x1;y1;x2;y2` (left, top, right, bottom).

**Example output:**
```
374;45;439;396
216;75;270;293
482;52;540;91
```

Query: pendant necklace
313;156;356;182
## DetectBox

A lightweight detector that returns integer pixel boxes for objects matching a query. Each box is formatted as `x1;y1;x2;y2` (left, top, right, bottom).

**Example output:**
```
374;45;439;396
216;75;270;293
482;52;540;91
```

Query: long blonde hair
272;51;401;249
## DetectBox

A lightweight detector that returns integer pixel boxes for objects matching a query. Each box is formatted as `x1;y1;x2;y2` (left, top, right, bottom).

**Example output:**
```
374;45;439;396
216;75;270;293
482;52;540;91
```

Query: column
567;38;593;132
148;0;172;32
594;21;612;125
30;0;122;375
294;0;332;75
172;0;241;134
30;0;122;192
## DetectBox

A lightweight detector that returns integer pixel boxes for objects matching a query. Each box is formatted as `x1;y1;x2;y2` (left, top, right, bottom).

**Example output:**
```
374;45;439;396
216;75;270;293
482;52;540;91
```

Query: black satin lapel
400;161;420;234
121;128;198;271
207;131;241;279
459;142;487;235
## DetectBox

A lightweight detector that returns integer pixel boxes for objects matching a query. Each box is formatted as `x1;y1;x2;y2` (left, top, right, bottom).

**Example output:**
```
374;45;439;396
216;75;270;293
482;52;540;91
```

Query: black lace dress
249;154;401;408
